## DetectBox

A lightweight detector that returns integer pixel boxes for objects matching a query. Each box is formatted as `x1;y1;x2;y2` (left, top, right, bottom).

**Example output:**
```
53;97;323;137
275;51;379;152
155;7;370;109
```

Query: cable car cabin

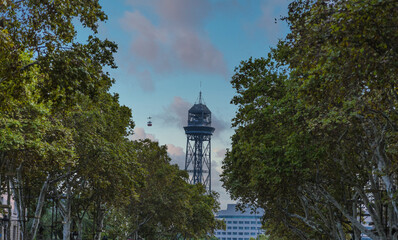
147;117;152;127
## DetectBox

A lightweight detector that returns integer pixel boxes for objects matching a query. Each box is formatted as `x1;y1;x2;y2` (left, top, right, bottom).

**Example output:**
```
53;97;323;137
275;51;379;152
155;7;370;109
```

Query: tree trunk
62;181;72;240
93;202;108;240
28;174;50;240
76;219;83;240
10;166;26;240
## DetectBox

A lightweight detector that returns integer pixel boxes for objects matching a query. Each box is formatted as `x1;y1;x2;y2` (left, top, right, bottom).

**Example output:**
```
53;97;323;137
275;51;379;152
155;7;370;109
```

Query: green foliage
1;1;224;239
105;139;224;240
250;234;271;240
222;0;398;239
1;1;133;239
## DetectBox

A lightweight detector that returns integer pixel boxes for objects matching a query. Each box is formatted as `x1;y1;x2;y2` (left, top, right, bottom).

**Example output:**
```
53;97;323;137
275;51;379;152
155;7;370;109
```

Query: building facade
215;204;265;240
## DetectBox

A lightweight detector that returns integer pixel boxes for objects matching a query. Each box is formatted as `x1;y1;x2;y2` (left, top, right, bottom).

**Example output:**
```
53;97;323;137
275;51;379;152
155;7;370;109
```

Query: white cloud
129;127;158;141
167;143;186;169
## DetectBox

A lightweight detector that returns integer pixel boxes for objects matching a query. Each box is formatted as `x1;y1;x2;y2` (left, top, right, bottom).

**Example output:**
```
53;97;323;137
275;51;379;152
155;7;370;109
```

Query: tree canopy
105;139;225;240
222;0;398;239
1;1;222;239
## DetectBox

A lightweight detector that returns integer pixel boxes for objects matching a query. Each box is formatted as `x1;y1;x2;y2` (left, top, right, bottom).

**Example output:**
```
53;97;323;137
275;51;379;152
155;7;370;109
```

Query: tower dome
184;92;215;135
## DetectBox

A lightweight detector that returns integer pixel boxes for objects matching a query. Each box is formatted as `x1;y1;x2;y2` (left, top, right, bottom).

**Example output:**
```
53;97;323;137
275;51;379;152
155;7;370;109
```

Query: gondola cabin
147;117;152;127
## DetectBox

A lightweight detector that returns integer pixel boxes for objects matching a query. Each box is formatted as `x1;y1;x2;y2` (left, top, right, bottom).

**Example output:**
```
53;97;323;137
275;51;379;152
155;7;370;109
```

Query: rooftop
217;204;264;217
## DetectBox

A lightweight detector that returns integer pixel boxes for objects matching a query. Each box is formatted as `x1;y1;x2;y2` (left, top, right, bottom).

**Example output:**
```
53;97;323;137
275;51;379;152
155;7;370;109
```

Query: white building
215;204;265;240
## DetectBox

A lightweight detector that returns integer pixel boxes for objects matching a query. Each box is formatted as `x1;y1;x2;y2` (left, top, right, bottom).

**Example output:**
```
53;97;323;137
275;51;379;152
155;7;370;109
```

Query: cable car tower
184;92;215;192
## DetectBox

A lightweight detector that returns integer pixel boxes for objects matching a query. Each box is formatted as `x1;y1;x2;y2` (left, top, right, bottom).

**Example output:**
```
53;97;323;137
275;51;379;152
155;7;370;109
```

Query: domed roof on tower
188;103;211;115
186;91;213;127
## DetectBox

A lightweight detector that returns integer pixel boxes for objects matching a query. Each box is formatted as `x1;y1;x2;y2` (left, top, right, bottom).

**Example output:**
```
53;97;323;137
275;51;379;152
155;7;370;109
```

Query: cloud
119;54;155;92
129;127;157;141
157;96;191;128
212;114;229;136
166;144;185;169
216;148;227;159
171;30;226;74
153;0;211;28
120;0;228;90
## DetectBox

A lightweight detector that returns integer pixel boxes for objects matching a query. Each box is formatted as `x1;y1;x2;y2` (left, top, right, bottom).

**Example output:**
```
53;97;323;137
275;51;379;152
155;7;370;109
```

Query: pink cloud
154;0;211;28
167;144;184;156
166;143;186;169
157;96;191;128
126;0;210;29
172;30;226;74
120;0;228;84
130;127;157;141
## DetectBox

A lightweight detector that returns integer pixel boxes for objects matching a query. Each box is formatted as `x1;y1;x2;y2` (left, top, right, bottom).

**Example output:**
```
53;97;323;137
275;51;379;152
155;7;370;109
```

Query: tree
1;1;120;239
54;92;141;240
2;1;225;239
105;139;224;240
0;52;76;240
52;85;152;240
222;0;398;239
251;235;271;240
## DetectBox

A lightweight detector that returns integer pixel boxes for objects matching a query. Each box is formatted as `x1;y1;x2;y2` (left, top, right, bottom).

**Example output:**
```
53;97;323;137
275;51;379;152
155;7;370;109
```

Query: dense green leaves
222;0;398;239
105;139;224;240
1;1;222;239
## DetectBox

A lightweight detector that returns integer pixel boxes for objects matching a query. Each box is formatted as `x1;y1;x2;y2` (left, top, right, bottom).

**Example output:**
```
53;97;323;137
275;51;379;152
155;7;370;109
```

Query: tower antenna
199;81;202;104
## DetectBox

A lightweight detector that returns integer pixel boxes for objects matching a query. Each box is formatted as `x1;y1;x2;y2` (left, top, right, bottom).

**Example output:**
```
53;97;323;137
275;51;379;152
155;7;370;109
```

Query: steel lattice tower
184;92;215;192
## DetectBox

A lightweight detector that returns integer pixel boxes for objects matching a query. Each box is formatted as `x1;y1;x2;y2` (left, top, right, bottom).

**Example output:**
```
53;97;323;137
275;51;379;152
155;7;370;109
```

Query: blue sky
83;0;291;208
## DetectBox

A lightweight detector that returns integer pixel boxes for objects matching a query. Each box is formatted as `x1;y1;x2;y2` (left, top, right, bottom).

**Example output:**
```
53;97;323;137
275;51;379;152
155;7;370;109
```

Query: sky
82;0;291;209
